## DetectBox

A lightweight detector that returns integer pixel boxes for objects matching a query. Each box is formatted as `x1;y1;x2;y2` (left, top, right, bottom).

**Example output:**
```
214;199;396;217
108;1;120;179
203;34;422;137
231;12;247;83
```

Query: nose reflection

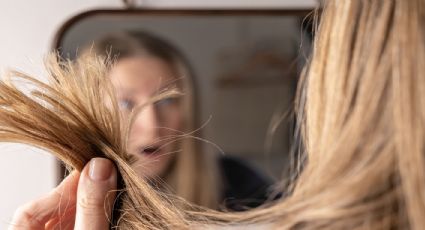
132;104;160;140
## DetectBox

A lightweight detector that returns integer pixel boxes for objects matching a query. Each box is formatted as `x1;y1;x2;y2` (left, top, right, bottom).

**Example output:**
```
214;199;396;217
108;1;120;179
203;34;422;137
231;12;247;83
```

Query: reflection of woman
9;0;424;229
82;32;272;210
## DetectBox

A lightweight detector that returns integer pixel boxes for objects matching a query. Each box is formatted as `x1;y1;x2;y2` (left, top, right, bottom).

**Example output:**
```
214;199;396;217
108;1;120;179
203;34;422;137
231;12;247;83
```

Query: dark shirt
219;155;274;211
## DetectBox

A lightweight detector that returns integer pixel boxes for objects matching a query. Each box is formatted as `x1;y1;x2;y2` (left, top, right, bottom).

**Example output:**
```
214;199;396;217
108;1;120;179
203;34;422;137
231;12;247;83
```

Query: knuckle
12;203;43;228
77;195;105;214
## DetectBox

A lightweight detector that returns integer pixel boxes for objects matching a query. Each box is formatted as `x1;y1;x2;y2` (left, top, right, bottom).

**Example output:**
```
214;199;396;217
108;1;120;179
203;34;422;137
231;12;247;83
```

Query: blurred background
0;0;316;228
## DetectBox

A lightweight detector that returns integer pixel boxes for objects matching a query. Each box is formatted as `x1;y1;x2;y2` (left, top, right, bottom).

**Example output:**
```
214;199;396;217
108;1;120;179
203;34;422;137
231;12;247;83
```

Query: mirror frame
51;8;313;184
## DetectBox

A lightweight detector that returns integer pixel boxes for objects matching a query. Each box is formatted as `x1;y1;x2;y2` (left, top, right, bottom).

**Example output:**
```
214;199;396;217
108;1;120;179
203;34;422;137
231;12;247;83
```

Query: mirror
54;9;312;182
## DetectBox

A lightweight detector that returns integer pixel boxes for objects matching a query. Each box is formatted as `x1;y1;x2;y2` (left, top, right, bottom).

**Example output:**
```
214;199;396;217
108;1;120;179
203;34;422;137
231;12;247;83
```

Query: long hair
81;31;221;209
2;0;424;229
270;0;425;228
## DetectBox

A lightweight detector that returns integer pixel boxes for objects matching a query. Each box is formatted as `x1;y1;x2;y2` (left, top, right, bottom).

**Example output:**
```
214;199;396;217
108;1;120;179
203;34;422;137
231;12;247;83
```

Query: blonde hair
81;31;221;209
1;0;424;229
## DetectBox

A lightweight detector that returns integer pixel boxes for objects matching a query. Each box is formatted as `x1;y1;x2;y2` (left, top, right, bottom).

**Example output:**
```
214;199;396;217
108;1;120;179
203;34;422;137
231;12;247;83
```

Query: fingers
44;205;77;230
9;171;80;230
10;158;117;230
74;158;117;230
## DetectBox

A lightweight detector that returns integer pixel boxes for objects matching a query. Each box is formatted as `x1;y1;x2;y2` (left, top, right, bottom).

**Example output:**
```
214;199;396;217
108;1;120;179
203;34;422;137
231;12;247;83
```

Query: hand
9;158;117;230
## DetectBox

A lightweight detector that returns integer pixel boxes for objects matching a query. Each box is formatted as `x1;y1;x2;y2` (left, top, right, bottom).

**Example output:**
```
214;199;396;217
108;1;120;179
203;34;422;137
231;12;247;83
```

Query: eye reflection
119;98;135;111
155;97;179;108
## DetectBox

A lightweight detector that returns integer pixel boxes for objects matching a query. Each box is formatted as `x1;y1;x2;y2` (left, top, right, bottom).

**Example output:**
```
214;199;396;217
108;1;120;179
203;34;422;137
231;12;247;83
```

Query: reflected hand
9;158;117;230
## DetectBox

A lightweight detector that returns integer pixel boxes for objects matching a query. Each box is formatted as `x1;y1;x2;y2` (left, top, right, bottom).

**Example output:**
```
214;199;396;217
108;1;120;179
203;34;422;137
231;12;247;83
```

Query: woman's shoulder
219;155;274;211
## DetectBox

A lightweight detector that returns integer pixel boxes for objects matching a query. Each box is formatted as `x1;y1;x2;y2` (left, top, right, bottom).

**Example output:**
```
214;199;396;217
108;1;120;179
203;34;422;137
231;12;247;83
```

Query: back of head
288;0;425;229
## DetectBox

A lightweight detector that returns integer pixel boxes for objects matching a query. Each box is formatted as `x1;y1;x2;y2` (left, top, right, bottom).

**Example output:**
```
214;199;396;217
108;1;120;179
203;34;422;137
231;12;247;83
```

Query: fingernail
89;158;113;181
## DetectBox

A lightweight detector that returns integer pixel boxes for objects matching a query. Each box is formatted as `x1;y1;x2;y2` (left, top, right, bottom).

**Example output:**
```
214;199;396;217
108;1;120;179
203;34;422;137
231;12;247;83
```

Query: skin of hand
9;158;117;230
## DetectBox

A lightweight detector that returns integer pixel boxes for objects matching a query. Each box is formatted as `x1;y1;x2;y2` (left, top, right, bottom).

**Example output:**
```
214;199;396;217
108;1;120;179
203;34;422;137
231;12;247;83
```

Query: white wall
0;0;315;228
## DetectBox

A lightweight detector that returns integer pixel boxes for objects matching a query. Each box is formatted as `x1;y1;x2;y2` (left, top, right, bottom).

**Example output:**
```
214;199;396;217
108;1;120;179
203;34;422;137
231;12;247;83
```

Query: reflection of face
110;56;182;179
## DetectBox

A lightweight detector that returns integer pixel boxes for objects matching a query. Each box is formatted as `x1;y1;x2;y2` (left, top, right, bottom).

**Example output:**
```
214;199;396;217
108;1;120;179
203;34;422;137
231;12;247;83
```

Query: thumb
74;158;117;230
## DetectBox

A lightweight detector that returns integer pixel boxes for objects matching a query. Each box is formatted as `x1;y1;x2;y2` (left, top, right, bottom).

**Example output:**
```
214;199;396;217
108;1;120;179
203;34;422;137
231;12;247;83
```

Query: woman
81;31;272;210
7;0;425;229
